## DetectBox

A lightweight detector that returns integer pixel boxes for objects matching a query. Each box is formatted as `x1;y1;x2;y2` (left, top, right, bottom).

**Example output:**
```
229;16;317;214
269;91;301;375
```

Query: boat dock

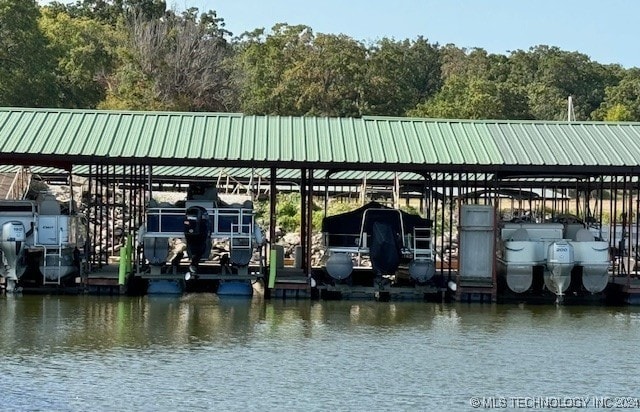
4;108;640;306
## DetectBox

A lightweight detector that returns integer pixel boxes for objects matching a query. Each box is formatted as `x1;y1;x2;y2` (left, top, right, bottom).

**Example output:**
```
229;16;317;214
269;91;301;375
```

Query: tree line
2;0;639;121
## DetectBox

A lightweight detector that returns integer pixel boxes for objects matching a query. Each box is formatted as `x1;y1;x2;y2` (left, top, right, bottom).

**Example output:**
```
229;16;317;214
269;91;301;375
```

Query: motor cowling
547;241;574;266
0;221;26;281
545;241;574;294
183;206;211;272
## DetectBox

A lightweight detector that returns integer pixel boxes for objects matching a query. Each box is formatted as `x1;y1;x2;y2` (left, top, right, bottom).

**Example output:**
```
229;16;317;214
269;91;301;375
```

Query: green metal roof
2;107;640;174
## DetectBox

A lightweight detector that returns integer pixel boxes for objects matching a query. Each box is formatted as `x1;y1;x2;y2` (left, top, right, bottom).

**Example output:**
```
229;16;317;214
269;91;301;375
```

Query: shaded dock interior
3;163;640;305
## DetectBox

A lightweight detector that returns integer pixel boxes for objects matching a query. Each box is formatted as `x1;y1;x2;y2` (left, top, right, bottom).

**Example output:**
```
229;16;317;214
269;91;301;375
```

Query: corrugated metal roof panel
556;124;590;165
342;118;360;163
593;123;634;165
434;122;455;164
299;117;313;161
5;108;640;171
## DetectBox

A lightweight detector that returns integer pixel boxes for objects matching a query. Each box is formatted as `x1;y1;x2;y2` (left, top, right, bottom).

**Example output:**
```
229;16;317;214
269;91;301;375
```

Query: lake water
1;295;639;411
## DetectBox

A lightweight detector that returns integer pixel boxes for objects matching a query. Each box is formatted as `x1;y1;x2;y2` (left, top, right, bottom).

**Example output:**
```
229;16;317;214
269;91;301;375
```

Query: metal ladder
413;227;433;261
230;222;253;251
229;222;254;275
42;226;64;285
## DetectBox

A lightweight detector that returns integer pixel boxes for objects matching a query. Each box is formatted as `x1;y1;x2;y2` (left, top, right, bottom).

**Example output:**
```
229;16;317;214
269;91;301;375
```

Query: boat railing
323;232;361;249
145;206;254;238
324;226;434;258
230;222;253;247
0;200;37;214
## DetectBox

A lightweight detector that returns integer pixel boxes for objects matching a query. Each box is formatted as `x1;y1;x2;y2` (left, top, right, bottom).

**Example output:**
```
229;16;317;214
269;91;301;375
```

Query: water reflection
0;295;267;354
2;296;640;410
2;295;640;356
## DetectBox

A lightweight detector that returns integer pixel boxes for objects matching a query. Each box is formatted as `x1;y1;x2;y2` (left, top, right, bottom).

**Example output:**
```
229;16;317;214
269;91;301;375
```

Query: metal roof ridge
0;107;245;117
4;108;640;127
361;115;640;126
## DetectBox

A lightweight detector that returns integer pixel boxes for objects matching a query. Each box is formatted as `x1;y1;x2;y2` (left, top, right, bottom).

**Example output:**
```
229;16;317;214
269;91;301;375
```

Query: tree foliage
39;7;116;107
409;75;503;119
0;0;58;106
592;69;640;121
51;0;166;24
4;2;640;121
365;37;441;116
233;24;318;115
101;9;236;111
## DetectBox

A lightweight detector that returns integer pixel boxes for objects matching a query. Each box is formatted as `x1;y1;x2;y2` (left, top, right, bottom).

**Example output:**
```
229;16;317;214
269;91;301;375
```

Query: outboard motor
183;206;211;276
0;221;26;292
545;241;574;301
370;221;401;275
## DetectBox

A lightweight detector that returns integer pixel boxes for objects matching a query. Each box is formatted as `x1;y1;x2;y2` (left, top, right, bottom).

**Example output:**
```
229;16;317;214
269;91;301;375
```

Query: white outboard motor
545;241;574;297
1;221;26;291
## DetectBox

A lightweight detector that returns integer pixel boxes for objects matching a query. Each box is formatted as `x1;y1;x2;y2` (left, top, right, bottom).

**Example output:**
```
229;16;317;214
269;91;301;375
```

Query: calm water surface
1;294;639;411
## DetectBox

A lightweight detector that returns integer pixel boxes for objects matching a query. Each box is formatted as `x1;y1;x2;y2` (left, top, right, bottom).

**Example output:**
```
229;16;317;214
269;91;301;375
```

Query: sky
171;0;640;68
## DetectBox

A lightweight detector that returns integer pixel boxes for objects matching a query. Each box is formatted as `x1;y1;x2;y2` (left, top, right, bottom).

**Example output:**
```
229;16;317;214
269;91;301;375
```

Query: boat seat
574;228;595;242
37;195;61;215
508;227;529;241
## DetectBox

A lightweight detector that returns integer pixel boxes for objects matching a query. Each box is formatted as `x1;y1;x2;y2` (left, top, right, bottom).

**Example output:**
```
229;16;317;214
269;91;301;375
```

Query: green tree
365;36;441;116
234;24;316;115
283;33;368;117
408;75;504;119
440;46;508;82
418;45;528;119
236;25;368;116
53;0;166;24
0;0;58;106
593;69;640;121
39;7;117;108
603;104;633;121
507;46;621;120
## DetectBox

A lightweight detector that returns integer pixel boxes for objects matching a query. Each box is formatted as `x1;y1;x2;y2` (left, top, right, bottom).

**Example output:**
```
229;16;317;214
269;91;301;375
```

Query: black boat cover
322;202;431;248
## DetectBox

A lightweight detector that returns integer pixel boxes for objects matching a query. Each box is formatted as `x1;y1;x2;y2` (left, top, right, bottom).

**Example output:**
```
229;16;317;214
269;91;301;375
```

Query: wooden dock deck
318;283;440;301
608;275;640;304
11;261;640;306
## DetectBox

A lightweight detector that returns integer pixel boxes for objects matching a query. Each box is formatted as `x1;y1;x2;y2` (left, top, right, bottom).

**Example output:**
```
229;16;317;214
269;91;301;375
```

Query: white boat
140;184;263;281
0;194;85;292
498;222;610;299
